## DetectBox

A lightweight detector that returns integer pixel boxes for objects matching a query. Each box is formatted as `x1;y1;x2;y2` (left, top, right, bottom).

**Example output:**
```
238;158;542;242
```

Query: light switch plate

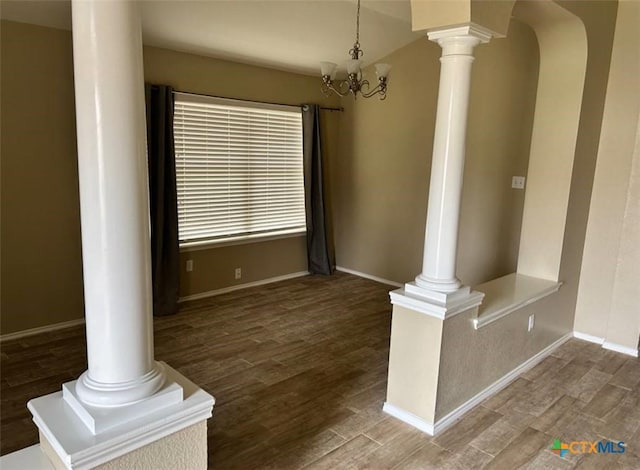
512;176;526;189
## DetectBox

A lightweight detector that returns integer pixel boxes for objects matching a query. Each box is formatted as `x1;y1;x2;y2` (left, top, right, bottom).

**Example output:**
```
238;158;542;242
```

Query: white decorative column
24;1;214;468
70;0;164;408
403;25;491;305
385;25;493;435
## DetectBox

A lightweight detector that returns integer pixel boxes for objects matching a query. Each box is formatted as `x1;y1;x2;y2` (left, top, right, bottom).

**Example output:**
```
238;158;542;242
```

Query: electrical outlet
186;259;193;272
528;314;535;332
235;268;242;280
512;176;526;189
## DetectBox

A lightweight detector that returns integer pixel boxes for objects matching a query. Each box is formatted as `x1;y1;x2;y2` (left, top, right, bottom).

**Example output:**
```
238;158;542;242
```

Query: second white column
414;26;491;296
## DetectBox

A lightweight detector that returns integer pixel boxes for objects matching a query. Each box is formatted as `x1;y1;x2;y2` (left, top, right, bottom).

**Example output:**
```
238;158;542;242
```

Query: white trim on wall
382;403;434;435
602;341;639;358
0;319;85;343
178;271;309;303
335;266;403;288
573;331;604;344
573;331;638;358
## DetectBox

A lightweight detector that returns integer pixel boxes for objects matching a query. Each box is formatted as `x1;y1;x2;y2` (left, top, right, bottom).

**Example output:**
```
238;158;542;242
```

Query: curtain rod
172;89;343;112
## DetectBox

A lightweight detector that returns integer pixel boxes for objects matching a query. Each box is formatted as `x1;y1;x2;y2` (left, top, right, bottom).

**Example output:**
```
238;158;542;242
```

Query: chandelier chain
355;0;360;46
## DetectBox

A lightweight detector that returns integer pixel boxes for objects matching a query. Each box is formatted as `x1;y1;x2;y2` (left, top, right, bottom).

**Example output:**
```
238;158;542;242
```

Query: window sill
472;273;562;330
179;229;306;252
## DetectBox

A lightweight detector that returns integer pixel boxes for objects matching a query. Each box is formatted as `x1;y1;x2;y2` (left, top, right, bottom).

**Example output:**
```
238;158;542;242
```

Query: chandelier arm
360;86;380;98
323;81;351;98
361;84;385;98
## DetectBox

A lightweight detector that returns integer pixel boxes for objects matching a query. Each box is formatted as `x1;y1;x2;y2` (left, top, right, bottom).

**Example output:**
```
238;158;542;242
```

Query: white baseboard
335;266;402;288
573;331;604;344
602;341;639;358
573;331;638;357
382;403;434;435
383;332;572;436
0;318;85;343
178;271;309;303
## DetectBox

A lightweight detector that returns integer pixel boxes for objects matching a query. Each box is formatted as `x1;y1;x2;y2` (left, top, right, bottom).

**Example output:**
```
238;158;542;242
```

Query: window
173;92;306;247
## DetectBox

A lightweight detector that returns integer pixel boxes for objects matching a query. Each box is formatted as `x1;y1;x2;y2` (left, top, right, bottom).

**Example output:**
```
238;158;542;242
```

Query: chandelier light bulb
346;59;362;76
320;61;337;78
375;63;391;79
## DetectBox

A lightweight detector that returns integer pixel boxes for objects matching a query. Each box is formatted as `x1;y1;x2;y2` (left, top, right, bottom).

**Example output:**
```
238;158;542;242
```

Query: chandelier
320;0;391;100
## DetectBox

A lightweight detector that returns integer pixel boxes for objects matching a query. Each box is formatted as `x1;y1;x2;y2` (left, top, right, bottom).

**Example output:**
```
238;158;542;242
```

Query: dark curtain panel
302;104;333;275
145;84;180;316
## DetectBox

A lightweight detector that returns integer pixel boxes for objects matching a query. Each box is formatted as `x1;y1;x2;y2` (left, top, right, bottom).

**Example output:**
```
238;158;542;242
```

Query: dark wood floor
1;272;639;469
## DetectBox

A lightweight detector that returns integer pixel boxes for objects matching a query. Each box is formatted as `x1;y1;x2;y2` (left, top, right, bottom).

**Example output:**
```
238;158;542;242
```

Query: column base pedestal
62;372;183;435
74;362;167;409
391;282;484;320
385;285;485;437
28;363;214;470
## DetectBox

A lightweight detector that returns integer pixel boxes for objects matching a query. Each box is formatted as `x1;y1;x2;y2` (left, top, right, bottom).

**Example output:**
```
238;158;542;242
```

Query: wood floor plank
595;389;640;440
363;416;426;446
302;434;379;470
483;427;551;469
392;442;453;470
468;416;520;456
567;368;613;403
549;358;594;393
520;450;572;470
260;430;346;470
329;403;387;441
609;359;640;390
522;355;569;383
439;445;493;470
351;428;432;470
432;405;502;452
499;380;565;417
2;272;639;468
530;394;577;434
481;377;534;411
591;349;630;375
582;383;629;419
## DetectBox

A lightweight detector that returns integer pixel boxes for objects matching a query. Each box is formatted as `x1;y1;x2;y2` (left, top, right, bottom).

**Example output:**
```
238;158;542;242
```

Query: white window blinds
173;92;306;245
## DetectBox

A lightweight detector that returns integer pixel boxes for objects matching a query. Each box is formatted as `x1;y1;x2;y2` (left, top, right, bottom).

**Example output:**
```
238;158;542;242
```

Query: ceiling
0;0;421;76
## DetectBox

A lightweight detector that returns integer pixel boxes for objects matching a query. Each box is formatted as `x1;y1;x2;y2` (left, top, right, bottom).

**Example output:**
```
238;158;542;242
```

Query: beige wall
575;0;640;351
180;237;307;297
1;21;84;335
0;20;339;334
330;20;539;286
